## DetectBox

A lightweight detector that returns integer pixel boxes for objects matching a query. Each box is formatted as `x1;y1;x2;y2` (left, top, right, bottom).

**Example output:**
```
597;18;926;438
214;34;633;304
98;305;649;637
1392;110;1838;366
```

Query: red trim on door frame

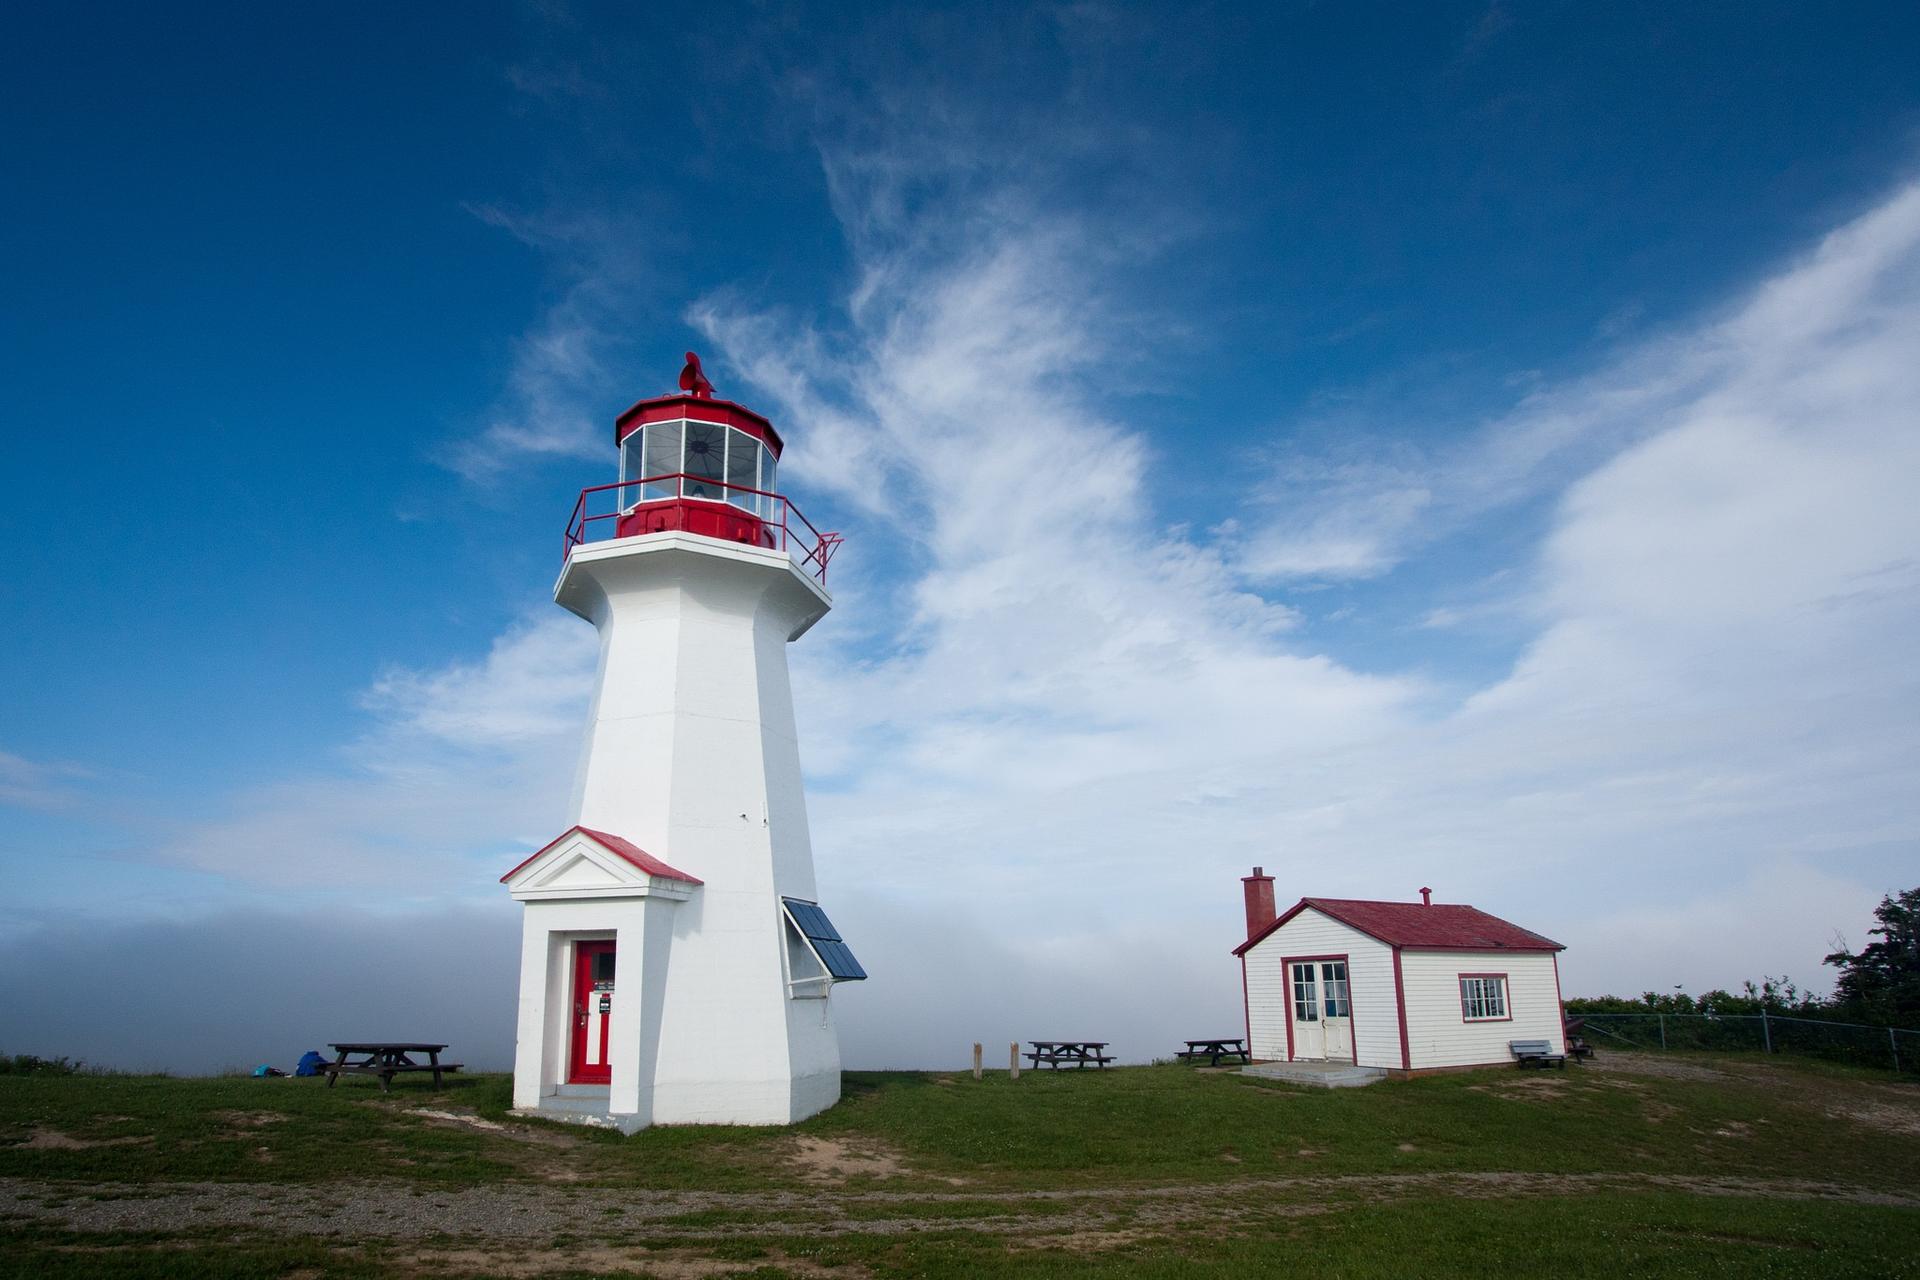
1457;971;1513;1023
1283;979;1295;1062
1281;953;1354;1064
1239;953;1252;1057
1392;946;1411;1071
568;939;616;1085
1551;952;1567;1051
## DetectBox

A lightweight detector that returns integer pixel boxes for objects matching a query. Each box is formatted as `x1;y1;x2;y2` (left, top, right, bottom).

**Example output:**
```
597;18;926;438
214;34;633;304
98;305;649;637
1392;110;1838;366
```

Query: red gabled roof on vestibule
498;825;703;886
1233;896;1562;956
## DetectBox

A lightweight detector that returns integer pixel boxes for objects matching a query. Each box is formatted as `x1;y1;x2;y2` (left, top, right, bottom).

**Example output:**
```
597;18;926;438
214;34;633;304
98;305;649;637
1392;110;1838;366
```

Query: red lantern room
563;353;841;582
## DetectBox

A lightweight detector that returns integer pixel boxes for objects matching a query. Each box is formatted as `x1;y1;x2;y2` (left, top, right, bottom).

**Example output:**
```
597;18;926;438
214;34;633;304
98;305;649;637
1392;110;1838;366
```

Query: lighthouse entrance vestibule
569;940;616;1085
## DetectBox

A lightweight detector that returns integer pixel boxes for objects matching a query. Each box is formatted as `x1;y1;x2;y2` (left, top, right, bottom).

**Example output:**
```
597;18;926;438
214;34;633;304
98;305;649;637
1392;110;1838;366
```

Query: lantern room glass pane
642;420;681;501
619;433;645;508
726;427;758;511
759;447;778;518
683;420;726;500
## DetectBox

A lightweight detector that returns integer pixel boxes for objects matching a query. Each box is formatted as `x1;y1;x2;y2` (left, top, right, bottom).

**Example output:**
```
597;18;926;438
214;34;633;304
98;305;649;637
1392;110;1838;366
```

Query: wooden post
1010;1041;1020;1079
972;1042;983;1081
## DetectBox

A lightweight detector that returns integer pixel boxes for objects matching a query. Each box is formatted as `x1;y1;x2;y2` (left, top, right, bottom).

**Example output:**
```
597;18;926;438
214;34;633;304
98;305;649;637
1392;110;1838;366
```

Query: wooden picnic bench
322;1043;462;1091
1026;1040;1115;1069
1176;1038;1250;1067
1509;1038;1567;1070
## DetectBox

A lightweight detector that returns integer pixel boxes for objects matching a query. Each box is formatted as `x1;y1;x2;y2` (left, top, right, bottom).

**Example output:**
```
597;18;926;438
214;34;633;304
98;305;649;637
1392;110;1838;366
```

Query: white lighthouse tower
501;354;863;1132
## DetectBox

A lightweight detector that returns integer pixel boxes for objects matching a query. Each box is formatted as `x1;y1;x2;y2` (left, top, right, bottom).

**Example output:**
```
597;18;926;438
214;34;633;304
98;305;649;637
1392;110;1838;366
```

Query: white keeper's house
1232;867;1567;1075
501;354;864;1133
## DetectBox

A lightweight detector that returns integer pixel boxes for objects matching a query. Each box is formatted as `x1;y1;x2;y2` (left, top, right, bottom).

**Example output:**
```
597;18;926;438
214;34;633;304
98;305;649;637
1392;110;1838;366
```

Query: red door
569;941;616;1085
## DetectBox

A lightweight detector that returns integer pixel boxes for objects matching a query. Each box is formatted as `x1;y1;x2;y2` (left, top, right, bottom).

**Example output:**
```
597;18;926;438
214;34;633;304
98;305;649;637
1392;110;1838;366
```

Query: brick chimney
1242;866;1277;939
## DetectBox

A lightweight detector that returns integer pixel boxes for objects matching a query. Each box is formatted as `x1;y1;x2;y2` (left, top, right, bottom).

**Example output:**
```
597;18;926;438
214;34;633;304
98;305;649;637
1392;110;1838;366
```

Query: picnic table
1026;1040;1114;1069
322;1043;462;1091
1176;1037;1250;1067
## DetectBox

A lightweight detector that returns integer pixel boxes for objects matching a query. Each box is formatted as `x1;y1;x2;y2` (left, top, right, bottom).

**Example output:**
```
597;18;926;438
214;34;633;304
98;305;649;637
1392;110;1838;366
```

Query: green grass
3;1053;1918;1276
3;1057;1919;1191
2;1196;1916;1279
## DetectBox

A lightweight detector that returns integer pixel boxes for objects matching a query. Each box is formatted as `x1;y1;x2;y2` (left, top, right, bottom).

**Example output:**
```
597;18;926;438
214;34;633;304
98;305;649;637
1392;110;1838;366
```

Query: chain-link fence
1573;1012;1920;1074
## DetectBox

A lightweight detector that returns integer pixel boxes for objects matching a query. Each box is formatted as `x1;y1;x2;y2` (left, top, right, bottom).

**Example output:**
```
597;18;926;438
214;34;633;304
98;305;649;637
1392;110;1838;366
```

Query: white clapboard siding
1245;909;1398;1069
1398;950;1564;1070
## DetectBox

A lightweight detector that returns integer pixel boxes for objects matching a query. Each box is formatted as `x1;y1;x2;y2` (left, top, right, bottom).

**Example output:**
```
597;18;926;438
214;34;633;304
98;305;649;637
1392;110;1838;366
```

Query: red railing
563;474;844;584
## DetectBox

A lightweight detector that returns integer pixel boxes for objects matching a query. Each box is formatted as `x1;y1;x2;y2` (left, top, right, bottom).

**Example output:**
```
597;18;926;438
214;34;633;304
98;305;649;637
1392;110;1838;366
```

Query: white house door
1319;961;1353;1061
1289;963;1324;1059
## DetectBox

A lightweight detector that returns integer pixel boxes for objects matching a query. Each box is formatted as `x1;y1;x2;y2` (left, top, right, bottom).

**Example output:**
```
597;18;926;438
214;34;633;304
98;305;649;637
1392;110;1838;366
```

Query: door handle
575;1002;586;1027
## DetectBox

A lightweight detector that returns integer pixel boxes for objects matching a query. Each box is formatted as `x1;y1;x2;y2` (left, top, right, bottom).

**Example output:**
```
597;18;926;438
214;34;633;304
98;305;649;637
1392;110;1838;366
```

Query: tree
1824;887;1920;1023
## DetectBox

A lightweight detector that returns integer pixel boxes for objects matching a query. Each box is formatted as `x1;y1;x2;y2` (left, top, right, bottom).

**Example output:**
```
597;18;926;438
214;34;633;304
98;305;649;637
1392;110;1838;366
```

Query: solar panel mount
781;897;868;982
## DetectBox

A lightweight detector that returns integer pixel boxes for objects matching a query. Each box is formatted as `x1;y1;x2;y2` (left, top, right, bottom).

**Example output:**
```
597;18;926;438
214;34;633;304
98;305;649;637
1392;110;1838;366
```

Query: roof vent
1419;886;1432;906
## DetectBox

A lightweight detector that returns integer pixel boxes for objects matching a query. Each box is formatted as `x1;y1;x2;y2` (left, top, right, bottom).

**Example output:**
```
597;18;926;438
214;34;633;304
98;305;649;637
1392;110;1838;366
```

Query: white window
1459;975;1509;1021
1289;963;1319;1022
1320;961;1350;1017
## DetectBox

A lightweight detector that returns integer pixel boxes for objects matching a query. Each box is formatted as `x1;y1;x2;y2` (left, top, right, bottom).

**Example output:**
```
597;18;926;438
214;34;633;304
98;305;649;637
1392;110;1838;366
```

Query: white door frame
1286;954;1353;1062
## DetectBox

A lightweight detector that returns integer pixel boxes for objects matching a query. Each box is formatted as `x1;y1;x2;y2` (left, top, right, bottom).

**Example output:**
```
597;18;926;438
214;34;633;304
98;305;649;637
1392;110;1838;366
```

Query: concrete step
1241;1061;1387;1089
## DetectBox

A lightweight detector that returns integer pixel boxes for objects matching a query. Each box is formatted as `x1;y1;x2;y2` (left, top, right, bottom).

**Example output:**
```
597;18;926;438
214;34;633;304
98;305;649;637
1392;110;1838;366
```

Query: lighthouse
501;354;863;1132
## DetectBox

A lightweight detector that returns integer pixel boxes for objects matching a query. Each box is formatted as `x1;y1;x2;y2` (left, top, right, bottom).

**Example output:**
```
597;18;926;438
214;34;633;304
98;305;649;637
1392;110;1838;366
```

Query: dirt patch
1825;1098;1920;1137
19;1129;153;1151
215;1111;291;1128
1010;1227;1156;1251
390;1245;843;1277
1468;1077;1570;1102
405;1108;508;1133
402;1107;587;1179
1585;1052;1728;1083
1641;1099;1681;1124
788;1136;908;1184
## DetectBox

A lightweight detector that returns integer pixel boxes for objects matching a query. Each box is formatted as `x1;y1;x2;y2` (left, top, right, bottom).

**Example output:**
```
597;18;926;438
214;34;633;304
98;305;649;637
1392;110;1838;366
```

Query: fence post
1658;1014;1666;1050
1893;1028;1902;1073
1761;1011;1773;1054
1010;1042;1021;1079
972;1042;983;1081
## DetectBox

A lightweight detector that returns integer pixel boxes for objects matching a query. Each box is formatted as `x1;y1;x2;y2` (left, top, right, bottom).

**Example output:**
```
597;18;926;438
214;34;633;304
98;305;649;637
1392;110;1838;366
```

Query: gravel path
5;1171;1915;1242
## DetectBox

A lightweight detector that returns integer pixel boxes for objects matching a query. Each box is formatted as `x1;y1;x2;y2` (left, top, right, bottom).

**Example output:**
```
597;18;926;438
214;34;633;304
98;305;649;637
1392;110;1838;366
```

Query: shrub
0;1052;86;1076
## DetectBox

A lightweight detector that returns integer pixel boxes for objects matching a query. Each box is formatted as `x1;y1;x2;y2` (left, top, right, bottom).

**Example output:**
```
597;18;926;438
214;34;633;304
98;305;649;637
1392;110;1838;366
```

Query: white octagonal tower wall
551;531;840;1126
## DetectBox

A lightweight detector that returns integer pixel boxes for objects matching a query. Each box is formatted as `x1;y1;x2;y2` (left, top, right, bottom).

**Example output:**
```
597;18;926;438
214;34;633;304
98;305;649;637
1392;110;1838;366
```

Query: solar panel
782;897;867;981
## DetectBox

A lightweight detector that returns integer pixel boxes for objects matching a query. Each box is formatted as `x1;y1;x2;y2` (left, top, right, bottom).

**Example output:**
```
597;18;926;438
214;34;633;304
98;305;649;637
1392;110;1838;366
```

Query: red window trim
1458;971;1513;1023
1392;946;1411;1071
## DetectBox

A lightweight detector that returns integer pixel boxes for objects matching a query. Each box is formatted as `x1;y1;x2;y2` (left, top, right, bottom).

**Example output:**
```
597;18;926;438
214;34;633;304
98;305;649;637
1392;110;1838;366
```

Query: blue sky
4;2;1919;1070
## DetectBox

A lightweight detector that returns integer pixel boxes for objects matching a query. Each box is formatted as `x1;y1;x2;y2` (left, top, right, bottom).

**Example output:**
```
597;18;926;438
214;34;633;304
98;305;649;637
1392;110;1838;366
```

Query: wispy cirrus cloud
1239;183;1920;588
448;204;653;484
72;21;1920;1066
149;615;595;893
694;136;1920;1033
0;749;92;811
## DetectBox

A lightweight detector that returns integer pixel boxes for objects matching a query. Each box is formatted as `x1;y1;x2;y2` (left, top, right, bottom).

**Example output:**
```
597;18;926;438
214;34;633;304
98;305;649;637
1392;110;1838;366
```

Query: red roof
1233;896;1562;956
499;825;703;886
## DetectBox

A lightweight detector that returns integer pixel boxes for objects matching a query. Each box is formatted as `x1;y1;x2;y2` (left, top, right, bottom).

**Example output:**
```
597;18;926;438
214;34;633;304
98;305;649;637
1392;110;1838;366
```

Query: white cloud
448;205;654;483
149;616;596;893
703;170;1920;1027
0;749;91;811
64;150;1920;1068
1236;190;1920;586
